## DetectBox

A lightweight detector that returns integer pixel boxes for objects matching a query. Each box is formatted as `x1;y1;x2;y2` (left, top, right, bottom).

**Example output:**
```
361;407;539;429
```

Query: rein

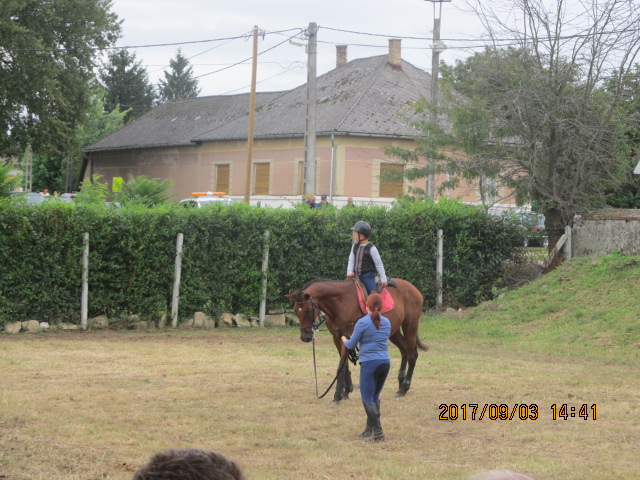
295;296;359;399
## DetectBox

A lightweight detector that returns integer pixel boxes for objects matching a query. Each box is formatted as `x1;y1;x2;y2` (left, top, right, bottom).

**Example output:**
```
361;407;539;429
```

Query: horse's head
285;290;318;343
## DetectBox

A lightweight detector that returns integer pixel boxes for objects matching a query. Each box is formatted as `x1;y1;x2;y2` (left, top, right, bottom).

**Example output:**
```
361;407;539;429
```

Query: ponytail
366;293;383;329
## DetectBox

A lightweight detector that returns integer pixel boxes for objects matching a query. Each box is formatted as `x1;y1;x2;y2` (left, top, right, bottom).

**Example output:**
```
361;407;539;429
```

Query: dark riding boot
356;402;374;437
363;402;384;442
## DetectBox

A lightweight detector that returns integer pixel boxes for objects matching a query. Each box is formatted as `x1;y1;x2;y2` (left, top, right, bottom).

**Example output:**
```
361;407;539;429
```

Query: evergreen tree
99;49;157;123
159;48;201;101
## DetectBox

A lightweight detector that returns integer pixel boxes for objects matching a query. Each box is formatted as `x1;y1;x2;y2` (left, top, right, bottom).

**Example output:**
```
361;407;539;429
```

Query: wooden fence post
259;229;270;328
171;233;184;328
80;232;89;330
544;231;569;268
565;225;572;260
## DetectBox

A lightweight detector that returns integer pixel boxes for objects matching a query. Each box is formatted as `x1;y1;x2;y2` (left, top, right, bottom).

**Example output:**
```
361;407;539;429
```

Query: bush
0;198;524;327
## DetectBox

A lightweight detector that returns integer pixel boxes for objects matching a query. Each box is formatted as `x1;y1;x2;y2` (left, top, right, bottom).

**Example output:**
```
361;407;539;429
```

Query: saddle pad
356;282;395;314
380;288;395;313
355;280;367;314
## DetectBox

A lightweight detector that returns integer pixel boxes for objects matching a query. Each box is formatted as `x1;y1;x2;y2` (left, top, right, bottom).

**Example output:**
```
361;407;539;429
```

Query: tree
30;88;127;193
114;175;173;207
76;174;109;204
0;0;121;158
0;162;21;198
603;63;640;208
158;48;201;102
99;49;157;123
393;0;640;248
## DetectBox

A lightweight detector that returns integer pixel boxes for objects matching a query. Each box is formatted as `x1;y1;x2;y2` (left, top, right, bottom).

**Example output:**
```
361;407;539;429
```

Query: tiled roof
86;55;435;152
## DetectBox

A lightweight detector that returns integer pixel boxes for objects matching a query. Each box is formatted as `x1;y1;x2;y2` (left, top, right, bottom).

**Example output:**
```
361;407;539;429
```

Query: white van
178;192;234;208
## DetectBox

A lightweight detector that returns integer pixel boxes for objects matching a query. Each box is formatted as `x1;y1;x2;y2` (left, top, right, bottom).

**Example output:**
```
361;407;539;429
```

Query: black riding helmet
350;220;371;239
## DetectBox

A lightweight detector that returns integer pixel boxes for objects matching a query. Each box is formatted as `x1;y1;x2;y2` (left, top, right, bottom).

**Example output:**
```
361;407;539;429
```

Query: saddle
354;278;396;314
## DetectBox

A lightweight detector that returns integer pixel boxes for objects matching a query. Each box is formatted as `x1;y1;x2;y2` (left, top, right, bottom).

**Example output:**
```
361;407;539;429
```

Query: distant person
307;195;319;208
346;197;355;207
132;448;246;480
346;221;387;294
468;470;534;480
41;187;50;196
341;292;391;442
319;194;330;207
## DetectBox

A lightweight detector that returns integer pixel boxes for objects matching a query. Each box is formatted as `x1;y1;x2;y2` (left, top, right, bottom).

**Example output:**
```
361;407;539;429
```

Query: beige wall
85;135;516;206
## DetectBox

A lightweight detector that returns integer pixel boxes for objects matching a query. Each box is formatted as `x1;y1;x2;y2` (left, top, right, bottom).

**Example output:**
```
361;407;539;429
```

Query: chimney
336;45;348;67
388;38;402;69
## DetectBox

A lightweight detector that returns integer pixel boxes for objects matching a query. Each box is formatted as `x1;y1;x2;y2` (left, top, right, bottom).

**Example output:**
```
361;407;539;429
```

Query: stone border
2;310;300;334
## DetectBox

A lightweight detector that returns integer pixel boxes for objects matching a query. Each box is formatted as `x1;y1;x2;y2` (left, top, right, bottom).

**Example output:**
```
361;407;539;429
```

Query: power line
319;24;640;44
220;62;305;95
193;30;303;80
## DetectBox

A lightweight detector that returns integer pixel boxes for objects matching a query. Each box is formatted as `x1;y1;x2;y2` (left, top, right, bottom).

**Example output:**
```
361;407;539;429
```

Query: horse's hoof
395;391;407;398
330;400;341;406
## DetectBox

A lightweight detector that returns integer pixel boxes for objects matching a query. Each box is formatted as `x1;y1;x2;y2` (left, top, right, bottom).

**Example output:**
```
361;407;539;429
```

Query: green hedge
0;197;524;326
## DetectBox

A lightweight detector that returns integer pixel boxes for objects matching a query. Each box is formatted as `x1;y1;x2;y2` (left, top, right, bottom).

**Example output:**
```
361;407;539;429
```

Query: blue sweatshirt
344;314;391;363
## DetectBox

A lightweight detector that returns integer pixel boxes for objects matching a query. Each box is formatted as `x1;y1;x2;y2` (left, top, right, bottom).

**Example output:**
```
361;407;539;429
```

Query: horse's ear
284;293;295;299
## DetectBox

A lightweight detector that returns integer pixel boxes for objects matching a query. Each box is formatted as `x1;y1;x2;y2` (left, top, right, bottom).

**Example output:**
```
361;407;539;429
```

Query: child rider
346;221;388;294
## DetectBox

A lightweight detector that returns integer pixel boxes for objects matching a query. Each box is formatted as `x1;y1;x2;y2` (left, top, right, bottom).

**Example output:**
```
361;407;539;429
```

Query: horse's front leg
345;362;354;395
341;360;353;400
332;349;349;405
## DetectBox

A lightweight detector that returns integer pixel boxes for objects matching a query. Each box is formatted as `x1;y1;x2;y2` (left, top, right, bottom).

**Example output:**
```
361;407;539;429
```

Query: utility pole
244;26;259;204
302;22;318;201
424;1;449;199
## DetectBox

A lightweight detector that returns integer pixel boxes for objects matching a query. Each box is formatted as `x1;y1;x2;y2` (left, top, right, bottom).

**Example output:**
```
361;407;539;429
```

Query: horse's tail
416;336;429;351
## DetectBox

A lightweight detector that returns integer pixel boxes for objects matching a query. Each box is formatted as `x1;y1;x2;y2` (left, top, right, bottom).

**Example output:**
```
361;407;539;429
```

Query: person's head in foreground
133;448;246;480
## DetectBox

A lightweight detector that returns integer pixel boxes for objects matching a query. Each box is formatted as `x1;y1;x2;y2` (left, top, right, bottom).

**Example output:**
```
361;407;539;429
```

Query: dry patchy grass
0;328;638;480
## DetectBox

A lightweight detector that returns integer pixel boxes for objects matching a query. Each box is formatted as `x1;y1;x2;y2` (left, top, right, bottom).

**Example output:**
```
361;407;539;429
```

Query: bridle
294;296;325;335
294;292;359;399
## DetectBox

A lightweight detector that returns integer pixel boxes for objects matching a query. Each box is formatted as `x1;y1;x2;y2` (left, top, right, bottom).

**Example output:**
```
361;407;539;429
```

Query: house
83;40;513;208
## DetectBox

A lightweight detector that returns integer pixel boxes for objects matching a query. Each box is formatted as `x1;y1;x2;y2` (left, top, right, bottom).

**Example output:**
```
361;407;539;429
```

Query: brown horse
286;278;427;404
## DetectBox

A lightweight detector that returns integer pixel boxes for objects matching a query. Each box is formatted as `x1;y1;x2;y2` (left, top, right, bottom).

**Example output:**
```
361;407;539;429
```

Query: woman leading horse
286;277;427;404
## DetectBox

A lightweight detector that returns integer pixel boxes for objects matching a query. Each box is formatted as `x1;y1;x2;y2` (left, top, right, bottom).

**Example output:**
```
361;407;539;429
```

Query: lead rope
302;296;357;399
313;331;349;399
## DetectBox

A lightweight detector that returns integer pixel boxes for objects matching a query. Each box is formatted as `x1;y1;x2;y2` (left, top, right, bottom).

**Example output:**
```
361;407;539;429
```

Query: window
379;163;404;197
254;163;270;195
215;164;230;193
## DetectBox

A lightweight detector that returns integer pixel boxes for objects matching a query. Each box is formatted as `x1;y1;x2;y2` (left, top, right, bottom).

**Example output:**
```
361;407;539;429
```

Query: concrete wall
571;209;640;257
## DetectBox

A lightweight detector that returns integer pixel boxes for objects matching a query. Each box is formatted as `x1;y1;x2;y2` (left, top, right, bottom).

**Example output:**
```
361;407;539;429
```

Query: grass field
1;254;639;480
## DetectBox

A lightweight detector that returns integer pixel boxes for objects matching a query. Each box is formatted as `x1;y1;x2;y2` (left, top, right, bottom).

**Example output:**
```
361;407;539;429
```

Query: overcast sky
109;0;490;97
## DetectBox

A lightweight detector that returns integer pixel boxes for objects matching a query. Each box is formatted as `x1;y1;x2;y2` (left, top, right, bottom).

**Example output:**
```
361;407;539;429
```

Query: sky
108;0;490;98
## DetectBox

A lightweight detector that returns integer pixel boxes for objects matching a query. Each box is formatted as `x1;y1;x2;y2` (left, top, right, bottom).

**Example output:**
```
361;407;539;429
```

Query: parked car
178;192;234;208
9;191;47;205
518;213;548;247
57;193;78;203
